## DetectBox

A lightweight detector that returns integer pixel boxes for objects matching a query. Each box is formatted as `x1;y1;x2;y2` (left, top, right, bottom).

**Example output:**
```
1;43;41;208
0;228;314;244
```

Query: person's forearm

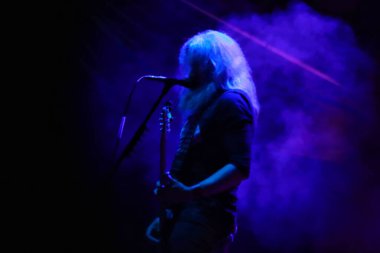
190;163;245;198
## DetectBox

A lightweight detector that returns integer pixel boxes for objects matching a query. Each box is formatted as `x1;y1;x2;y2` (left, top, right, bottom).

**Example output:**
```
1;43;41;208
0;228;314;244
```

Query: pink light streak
181;0;341;86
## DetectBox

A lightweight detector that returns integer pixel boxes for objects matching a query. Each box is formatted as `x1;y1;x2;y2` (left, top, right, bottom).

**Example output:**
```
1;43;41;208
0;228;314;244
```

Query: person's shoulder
208;89;254;124
216;89;252;111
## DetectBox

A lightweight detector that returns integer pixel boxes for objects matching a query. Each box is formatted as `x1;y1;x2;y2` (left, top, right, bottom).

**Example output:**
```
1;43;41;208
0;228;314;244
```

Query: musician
147;29;259;253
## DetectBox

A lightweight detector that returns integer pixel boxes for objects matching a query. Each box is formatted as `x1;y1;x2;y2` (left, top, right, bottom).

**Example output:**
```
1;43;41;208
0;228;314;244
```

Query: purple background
48;0;380;252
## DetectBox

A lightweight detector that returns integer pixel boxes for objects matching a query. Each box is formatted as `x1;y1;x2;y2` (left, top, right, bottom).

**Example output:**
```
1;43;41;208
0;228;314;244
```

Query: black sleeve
215;91;255;178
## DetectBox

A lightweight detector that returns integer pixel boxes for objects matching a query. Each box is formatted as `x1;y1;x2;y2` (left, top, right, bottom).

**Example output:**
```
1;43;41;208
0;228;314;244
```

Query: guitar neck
158;102;172;253
160;131;167;176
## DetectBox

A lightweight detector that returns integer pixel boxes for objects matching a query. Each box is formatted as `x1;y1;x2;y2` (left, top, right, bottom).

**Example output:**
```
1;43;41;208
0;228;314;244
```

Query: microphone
137;75;191;88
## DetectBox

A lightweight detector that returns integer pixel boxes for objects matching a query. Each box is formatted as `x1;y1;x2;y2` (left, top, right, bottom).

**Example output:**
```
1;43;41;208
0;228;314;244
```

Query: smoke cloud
218;2;379;253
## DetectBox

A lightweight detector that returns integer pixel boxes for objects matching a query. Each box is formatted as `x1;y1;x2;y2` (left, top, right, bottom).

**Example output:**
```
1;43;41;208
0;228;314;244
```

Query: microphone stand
111;83;172;173
110;80;174;253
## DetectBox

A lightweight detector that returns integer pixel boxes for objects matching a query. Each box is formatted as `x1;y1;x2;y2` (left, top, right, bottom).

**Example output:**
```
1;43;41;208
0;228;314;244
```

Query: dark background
22;0;380;252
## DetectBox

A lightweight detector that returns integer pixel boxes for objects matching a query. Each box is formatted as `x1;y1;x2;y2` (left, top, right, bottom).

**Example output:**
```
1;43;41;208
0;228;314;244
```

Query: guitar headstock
160;101;173;133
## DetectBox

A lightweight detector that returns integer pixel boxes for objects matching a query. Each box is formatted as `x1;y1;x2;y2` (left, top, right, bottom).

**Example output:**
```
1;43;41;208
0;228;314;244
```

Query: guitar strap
170;89;225;178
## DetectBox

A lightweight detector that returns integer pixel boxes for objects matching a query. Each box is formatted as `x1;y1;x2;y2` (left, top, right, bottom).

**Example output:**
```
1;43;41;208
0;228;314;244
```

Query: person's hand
154;172;193;205
145;217;160;244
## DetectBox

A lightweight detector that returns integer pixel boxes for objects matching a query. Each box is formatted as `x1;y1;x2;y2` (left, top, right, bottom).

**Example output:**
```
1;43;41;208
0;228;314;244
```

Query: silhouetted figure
147;29;259;253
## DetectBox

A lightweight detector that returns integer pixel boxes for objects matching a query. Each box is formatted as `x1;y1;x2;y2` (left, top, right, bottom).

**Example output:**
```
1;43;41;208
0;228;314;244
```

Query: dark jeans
167;203;236;253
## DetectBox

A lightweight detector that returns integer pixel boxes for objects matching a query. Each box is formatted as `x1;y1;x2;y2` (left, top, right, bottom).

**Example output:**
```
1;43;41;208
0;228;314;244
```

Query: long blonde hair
178;29;259;116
